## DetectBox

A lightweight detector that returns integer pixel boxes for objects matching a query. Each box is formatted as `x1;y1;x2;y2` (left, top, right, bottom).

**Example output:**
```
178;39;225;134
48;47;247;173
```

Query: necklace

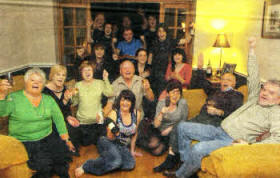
51;89;63;93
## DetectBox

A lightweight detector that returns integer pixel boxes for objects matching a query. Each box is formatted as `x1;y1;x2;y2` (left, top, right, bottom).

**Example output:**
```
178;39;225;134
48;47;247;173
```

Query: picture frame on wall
262;0;280;39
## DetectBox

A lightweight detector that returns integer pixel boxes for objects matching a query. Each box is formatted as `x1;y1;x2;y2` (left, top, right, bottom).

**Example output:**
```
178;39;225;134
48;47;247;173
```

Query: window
58;1;196;63
58;3;89;64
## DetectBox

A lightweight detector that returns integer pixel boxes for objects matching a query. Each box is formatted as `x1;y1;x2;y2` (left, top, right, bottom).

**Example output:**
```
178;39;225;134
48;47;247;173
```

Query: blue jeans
82;136;135;175
176;122;233;178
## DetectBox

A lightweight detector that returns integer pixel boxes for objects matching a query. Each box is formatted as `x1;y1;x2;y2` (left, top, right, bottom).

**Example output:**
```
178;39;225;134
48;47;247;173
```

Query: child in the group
75;90;142;177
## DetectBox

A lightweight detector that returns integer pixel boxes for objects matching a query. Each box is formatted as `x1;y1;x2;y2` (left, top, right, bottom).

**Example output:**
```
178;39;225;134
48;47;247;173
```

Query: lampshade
213;34;230;48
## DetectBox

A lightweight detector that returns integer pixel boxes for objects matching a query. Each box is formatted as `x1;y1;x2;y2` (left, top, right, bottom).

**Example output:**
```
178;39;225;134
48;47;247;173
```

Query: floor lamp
213;33;230;77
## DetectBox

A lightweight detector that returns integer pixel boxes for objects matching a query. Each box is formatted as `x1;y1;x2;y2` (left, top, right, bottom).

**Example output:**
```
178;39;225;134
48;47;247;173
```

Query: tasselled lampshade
213;34;230;48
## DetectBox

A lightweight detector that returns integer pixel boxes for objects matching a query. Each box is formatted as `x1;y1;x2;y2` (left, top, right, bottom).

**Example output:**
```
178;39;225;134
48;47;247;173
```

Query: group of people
71;11;191;99
1;12;280;178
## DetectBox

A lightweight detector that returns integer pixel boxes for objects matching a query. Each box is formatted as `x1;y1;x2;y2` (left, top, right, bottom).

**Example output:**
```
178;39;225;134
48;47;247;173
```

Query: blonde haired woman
43;64;80;155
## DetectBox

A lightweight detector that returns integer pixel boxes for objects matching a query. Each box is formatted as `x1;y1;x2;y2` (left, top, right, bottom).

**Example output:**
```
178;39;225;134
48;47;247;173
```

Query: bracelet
65;138;71;143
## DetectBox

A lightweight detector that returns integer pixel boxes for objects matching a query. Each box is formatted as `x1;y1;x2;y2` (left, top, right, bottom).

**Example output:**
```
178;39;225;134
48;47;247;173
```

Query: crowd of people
0;9;280;178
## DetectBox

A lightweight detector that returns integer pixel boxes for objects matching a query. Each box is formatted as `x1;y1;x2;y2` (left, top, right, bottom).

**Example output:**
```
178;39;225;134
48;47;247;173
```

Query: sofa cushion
200;144;280;178
0;135;29;169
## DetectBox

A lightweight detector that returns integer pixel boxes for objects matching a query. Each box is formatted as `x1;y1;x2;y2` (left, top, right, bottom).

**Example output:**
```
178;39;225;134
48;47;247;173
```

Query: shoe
153;154;177;172
163;170;177;178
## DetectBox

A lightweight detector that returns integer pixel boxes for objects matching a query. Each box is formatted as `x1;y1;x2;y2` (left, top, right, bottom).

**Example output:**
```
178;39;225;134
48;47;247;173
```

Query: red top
165;62;192;88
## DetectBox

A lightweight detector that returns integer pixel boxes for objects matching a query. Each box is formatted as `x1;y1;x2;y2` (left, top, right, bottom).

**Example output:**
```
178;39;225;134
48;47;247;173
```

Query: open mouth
222;84;228;88
32;85;39;89
260;96;267;101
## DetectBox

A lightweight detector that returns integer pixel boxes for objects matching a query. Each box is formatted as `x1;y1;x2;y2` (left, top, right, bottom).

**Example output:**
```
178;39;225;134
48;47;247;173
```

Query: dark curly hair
166;79;183;96
114;90;136;113
171;48;187;72
135;48;147;57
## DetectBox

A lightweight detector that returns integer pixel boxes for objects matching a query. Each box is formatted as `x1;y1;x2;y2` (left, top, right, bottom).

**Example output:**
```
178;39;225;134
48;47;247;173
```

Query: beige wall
0;0;57;74
1;0;279;80
193;0;280;80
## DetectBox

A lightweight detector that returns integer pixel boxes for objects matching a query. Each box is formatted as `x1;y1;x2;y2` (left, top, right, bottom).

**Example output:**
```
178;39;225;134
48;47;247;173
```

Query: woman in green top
0;68;74;178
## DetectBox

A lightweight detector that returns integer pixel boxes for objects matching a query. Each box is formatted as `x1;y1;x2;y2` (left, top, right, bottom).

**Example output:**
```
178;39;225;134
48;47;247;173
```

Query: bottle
206;60;212;78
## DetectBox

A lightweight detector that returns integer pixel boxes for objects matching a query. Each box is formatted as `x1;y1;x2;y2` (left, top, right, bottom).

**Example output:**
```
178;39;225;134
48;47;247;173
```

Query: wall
0;0;58;74
193;0;280;80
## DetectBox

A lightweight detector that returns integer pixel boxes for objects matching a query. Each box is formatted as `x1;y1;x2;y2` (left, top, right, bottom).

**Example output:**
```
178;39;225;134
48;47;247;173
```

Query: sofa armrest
0;135;29;169
182;89;207;119
200;144;280;178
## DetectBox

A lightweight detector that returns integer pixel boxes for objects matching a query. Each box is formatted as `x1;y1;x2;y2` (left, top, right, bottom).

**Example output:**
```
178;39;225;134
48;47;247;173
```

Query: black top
42;86;72;120
134;62;152;78
149;38;177;80
144;29;157;52
196;69;244;118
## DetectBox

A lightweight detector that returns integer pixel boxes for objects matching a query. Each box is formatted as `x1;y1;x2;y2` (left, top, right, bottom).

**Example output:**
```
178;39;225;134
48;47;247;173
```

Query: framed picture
262;0;280;39
221;63;236;75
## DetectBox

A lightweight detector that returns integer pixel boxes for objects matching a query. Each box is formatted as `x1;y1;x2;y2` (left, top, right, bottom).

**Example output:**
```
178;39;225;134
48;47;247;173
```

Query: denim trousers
82;136;135;175
176;122;233;178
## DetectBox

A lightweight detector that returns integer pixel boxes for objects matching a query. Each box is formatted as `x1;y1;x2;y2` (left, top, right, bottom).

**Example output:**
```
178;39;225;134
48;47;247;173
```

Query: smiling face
148;16;157;28
123;29;133;43
258;82;280;106
168;88;181;105
95;47;105;60
95;13;105;29
122;16;131;28
81;66;94;82
220;73;236;92
120;61;135;80
52;71;66;88
104;24;112;36
137;50;147;64
158;27;167;41
77;47;86;57
173;53;183;64
25;73;44;96
120;97;132;112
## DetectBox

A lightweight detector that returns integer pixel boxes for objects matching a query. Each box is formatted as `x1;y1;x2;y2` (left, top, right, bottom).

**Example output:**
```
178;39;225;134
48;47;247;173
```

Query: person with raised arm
163;37;280;178
0;68;74;178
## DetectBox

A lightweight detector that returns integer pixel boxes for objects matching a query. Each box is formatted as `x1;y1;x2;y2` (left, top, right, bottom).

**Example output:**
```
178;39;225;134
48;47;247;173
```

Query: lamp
213;33;230;76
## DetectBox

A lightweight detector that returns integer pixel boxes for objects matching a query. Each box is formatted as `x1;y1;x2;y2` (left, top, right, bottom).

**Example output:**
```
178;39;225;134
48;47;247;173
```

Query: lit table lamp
213;33;230;77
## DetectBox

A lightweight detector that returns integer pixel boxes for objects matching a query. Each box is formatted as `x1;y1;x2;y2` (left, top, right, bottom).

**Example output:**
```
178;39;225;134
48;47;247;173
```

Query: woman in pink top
165;48;192;88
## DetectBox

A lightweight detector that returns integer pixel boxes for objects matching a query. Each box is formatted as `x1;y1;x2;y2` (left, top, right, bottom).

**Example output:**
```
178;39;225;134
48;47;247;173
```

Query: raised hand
112;53;119;61
0;79;12;100
103;70;109;80
142;79;151;91
197;52;204;69
140;35;145;42
248;36;256;49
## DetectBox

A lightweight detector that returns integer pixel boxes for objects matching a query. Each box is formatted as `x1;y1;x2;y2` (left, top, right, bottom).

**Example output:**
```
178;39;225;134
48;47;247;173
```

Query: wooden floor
56;145;168;178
